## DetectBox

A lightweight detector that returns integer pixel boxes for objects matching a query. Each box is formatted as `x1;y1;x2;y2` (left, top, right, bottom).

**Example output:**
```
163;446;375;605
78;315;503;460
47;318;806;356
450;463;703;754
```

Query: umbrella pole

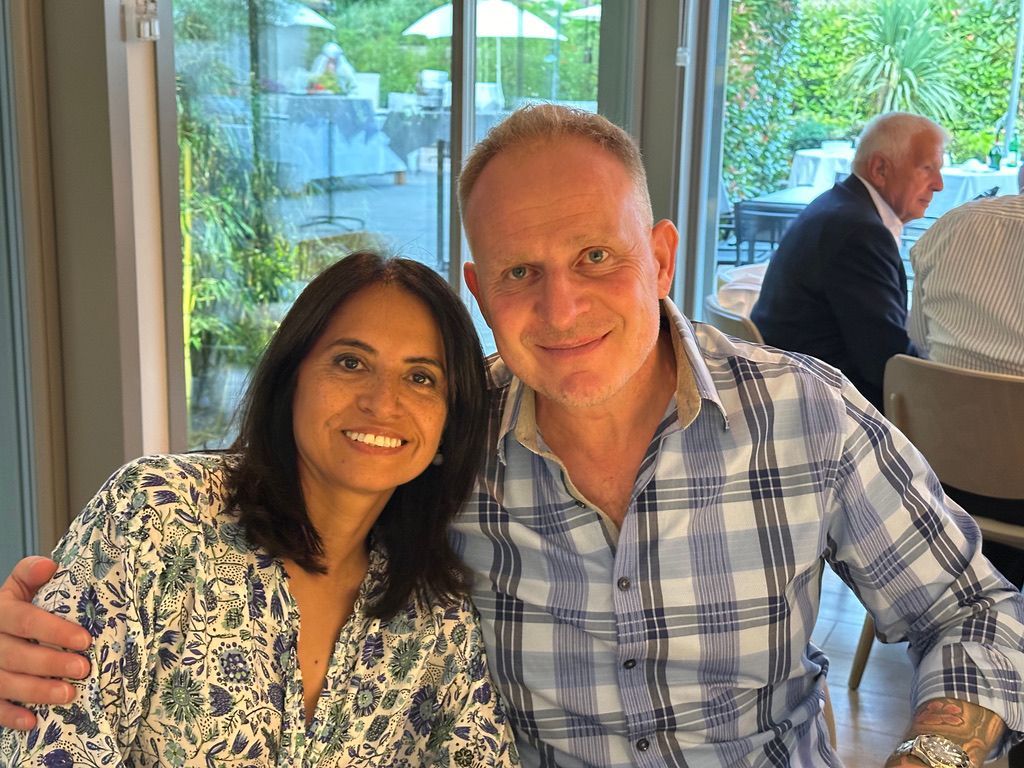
496;36;502;97
1005;0;1024;152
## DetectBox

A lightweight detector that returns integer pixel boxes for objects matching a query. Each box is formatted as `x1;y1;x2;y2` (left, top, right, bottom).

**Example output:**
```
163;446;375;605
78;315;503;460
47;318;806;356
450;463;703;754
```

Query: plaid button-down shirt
451;299;1024;768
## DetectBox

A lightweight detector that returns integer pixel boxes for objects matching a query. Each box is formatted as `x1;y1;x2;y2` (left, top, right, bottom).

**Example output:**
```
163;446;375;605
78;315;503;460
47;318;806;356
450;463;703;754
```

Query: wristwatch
892;734;972;768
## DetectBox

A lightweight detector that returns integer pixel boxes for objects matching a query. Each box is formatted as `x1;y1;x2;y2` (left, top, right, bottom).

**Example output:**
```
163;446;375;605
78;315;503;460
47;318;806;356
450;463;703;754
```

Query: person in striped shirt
1;105;1023;767
909;163;1024;377
908;165;1024;592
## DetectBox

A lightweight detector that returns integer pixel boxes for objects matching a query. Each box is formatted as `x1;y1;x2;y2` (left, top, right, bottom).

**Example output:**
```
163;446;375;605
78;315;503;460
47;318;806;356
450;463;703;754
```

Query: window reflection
176;0;600;447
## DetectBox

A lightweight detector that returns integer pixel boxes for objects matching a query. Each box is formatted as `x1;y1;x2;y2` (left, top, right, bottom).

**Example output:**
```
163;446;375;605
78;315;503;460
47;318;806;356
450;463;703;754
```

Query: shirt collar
494;298;729;463
854;173;904;246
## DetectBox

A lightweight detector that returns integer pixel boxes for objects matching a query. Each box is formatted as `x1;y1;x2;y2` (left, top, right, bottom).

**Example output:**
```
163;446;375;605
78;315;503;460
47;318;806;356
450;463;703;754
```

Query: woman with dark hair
0;253;518;767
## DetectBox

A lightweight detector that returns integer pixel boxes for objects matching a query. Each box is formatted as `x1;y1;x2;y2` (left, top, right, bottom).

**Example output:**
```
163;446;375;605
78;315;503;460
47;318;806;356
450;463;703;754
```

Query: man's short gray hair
852;112;949;175
458;103;652;224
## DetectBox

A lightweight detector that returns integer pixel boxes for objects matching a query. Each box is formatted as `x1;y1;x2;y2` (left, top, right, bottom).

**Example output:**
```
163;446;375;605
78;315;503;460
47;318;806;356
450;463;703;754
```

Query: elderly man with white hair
752;112;947;410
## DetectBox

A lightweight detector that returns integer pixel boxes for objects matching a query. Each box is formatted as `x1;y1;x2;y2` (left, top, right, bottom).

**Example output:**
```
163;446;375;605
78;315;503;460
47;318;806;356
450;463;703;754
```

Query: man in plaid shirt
2;106;1023;767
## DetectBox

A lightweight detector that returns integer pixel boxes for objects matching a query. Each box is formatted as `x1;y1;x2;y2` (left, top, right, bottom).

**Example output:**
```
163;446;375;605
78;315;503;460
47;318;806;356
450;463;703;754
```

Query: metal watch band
893;734;972;768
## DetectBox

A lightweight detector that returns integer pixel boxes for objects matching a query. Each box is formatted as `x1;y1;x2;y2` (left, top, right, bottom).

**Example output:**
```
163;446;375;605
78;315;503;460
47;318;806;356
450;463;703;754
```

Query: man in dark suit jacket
752;112;947;410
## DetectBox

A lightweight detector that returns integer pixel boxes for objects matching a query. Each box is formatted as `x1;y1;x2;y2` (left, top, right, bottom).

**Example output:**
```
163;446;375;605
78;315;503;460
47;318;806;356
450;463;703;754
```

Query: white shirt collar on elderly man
854;172;904;246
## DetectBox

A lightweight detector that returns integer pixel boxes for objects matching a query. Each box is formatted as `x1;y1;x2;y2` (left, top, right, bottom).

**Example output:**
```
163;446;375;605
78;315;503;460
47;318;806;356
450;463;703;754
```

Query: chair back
884;355;1024;497
702;294;765;344
883;355;1024;547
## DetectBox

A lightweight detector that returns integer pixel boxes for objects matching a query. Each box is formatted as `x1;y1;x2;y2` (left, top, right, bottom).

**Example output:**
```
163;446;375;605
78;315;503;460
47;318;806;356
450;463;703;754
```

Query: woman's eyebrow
323;338;443;370
323;337;375;354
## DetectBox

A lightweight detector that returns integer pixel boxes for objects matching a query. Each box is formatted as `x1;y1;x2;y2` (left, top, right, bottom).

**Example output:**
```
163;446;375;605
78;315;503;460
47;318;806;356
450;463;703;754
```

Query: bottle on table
1008;132;1020;167
988;131;1004;170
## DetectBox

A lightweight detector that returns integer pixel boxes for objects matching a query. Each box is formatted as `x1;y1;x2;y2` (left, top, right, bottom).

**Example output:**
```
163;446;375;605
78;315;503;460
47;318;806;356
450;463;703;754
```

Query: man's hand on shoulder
0;556;93;730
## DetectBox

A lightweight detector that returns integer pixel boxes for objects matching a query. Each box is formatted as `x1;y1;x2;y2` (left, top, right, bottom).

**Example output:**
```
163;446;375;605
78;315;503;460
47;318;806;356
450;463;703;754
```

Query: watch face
919;735;971;768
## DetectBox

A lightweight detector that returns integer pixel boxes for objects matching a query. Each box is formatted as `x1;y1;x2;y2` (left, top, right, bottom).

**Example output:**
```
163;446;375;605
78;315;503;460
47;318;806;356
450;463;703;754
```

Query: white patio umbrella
402;0;565;87
566;5;601;22
268;1;335;30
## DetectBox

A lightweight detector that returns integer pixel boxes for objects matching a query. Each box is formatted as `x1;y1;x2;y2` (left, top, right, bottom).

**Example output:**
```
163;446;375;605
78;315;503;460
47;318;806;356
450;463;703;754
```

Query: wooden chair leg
848;614;875;690
822;680;838;749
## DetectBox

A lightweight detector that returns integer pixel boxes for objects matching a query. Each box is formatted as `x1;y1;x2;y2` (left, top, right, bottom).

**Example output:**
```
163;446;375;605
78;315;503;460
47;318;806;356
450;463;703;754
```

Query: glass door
176;0;606;447
176;0;459;446
0;0;35;575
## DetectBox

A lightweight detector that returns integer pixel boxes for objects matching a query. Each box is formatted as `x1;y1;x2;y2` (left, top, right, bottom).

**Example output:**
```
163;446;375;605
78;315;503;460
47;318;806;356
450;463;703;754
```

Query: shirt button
617;577;631;591
636;737;650;752
575;500;586;508
623;658;636;669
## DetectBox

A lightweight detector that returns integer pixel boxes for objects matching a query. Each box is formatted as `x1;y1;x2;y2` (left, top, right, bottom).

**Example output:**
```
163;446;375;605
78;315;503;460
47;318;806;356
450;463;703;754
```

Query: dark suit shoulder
775;178;896;266
797;178;884;231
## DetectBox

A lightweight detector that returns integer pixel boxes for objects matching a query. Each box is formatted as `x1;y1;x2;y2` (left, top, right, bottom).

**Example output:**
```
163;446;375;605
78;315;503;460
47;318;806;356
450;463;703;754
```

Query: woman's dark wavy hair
226;251;489;619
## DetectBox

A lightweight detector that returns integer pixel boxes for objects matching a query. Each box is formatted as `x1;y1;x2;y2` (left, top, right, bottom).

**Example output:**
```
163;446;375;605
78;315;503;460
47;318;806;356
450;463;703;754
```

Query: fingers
0;600;92;652
0;635;89;680
0;669;76;709
0;668;78;730
0;556;59;602
0;561;92;652
0;699;41;731
0;557;91;732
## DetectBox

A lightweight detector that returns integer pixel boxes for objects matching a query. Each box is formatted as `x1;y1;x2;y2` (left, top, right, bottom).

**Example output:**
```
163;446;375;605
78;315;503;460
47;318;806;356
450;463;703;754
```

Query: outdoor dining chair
702;294;765;344
848;355;1024;689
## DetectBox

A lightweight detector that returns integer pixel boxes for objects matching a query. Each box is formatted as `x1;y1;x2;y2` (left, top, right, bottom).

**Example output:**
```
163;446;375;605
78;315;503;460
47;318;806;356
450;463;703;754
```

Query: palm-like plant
847;0;959;122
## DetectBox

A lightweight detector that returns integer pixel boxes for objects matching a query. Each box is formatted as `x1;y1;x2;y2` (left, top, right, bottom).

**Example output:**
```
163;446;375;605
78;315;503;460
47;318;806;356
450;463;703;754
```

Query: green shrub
787;114;855;152
846;0;960;121
939;0;1020;157
792;0;871;134
731;0;1024;198
723;0;801;200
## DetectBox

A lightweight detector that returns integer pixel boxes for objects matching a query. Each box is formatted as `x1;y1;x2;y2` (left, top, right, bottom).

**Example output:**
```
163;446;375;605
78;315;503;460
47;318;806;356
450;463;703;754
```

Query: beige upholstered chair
848;355;1024;689
702;294;765;344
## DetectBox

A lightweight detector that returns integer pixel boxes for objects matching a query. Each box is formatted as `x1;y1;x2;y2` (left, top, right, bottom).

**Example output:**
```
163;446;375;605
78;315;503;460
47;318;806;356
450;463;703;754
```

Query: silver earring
431;452;444;466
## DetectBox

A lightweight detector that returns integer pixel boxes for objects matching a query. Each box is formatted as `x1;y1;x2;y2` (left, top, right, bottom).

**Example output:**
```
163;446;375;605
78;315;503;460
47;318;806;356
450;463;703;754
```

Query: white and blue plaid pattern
451;300;1024;768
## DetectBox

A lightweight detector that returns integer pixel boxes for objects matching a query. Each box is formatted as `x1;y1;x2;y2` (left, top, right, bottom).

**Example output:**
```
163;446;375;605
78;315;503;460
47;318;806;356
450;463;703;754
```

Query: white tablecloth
787;145;855;187
929;161;1020;217
263;95;407;191
787;147;1020;218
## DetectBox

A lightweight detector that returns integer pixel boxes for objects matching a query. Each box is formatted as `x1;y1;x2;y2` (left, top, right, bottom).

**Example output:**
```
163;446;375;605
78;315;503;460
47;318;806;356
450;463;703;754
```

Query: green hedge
940;0;1021;159
724;0;1024;200
723;0;800;200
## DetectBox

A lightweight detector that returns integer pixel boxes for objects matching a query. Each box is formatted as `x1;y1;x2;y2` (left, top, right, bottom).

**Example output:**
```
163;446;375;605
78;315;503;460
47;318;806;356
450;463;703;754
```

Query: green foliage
723;0;801;199
176;0;309;445
787;115;854;152
178;94;298;366
954;128;1000;164
937;0;1020;161
311;0;599;106
792;0;871;135
315;0;449;98
731;0;1024;195
174;0;248;40
845;0;960;121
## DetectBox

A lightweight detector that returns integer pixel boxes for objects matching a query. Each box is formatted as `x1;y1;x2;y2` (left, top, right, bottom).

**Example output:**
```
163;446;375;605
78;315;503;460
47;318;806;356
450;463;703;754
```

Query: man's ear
463;261;492;328
650;219;679;298
864;152;890;188
464;261;480;301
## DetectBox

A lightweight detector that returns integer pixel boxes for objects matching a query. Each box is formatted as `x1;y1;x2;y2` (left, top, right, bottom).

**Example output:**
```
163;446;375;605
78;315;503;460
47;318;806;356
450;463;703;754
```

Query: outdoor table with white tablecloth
787;146;1020;218
787;143;856;188
263;94;408;191
381;109;507;164
929;159;1020;216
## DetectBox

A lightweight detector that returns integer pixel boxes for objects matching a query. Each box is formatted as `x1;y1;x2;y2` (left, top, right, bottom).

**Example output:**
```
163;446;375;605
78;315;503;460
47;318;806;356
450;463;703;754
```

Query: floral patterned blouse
0;454;519;767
